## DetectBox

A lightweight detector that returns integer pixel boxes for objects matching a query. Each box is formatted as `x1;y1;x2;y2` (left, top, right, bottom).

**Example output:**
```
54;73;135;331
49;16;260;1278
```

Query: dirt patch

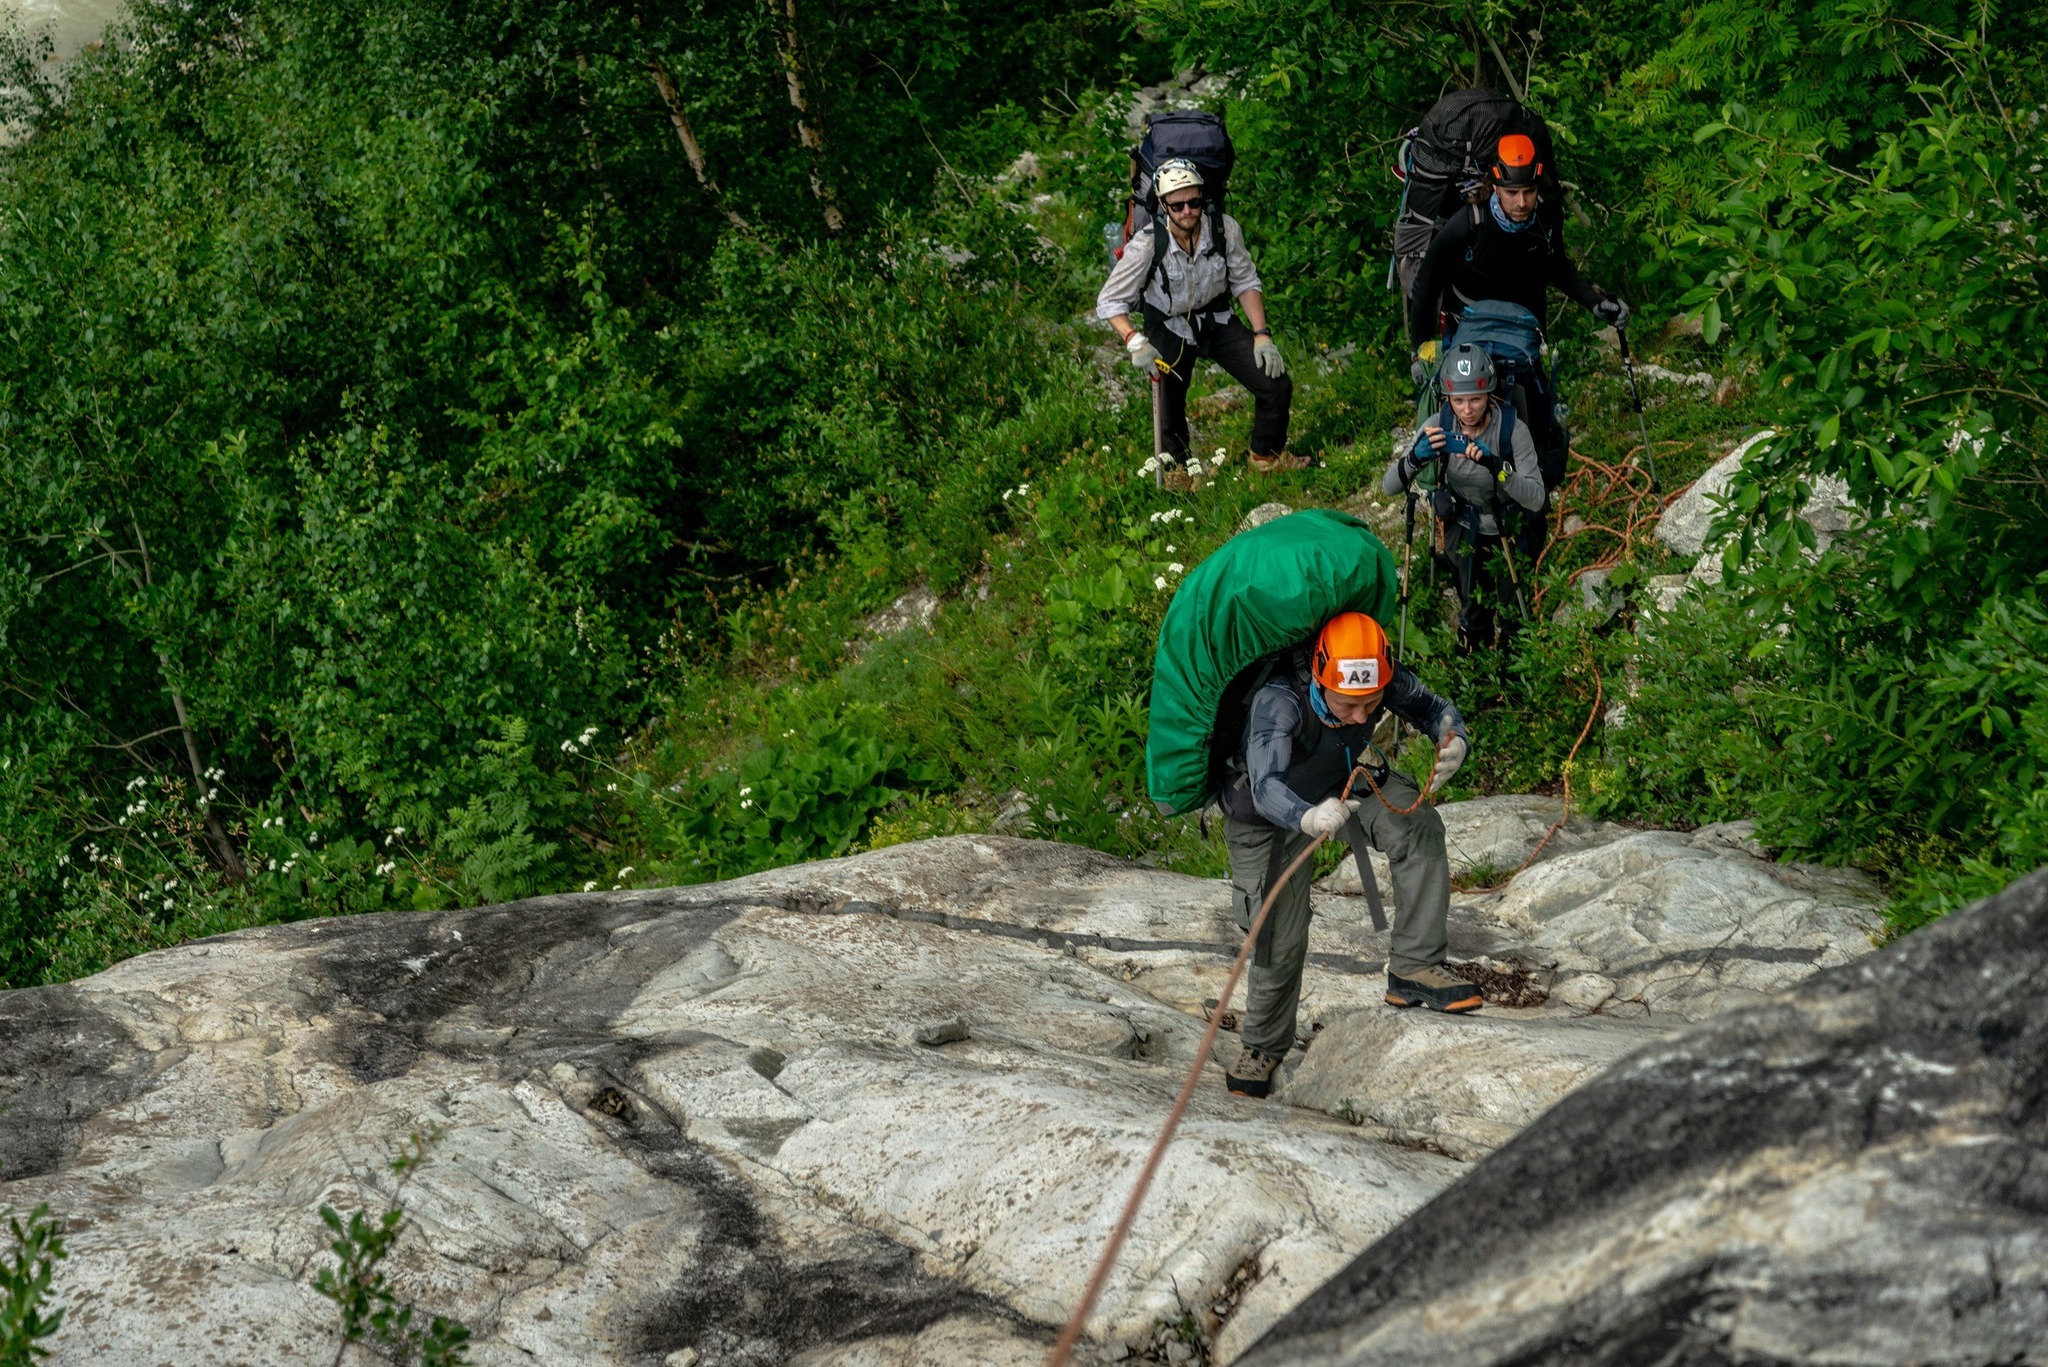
1449;957;1549;1008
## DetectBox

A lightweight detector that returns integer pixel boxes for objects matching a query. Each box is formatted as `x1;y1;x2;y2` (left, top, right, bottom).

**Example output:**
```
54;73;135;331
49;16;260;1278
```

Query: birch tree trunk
647;53;754;233
775;0;845;233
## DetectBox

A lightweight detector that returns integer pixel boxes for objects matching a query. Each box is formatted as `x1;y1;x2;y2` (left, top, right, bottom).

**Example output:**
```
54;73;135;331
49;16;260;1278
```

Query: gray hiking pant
1223;772;1451;1056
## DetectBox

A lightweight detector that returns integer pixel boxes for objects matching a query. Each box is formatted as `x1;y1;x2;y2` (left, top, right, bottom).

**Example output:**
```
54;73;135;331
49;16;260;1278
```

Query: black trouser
1435;506;1526;651
1149;313;1293;458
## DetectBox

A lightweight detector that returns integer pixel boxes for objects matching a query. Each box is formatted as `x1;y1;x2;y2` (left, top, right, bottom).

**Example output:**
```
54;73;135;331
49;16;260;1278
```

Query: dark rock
1242;865;2048;1366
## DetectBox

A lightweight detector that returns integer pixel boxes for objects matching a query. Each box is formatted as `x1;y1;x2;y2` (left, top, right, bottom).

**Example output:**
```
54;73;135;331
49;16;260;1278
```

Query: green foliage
0;1205;66;1365
5;0;2046;978
314;1130;471;1367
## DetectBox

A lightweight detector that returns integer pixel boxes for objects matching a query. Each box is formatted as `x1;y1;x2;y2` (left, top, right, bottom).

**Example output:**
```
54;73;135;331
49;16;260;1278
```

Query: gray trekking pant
1223;772;1451;1056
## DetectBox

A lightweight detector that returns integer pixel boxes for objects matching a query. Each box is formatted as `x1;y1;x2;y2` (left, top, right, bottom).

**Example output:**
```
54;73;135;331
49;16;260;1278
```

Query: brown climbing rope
1463;663;1604;894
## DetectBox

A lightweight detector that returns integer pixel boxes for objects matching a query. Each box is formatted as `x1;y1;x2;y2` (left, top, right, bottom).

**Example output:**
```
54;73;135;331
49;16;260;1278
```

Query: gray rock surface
0;831;1881;1364
1654;429;1780;558
1318;795;1634;896
1241;865;2048;1367
1654;429;1860;595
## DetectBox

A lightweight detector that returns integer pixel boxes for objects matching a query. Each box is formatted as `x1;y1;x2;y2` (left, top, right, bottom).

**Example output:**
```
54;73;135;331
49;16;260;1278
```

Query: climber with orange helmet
1407;132;1625;353
1214;610;1477;1099
1405;132;1627;496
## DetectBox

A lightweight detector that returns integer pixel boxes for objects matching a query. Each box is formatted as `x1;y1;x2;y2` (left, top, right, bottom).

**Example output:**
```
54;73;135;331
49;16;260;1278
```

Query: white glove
1126;331;1166;373
1299;797;1351;839
1253;335;1286;378
1430;735;1470;791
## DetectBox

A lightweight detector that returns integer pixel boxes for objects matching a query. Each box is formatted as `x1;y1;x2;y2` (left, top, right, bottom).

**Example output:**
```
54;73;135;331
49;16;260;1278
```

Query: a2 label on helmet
1337;658;1380;691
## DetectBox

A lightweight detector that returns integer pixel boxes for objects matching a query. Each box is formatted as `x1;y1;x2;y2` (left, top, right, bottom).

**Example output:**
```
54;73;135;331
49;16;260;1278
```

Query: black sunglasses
1163;196;1207;214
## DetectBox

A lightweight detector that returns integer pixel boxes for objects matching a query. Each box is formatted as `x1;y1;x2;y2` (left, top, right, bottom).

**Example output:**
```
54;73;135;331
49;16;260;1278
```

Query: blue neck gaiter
1489;194;1536;234
1308;682;1339;727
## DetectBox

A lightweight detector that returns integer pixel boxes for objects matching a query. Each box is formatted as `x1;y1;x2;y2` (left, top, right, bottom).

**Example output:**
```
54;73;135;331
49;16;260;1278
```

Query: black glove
1593;297;1630;329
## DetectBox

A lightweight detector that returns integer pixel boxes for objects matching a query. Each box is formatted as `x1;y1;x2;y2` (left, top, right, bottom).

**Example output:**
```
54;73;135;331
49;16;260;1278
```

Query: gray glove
1125;331;1166;374
1593;297;1630;329
1430;735;1469;791
1299;797;1351;839
1253;335;1286;378
1410;356;1429;388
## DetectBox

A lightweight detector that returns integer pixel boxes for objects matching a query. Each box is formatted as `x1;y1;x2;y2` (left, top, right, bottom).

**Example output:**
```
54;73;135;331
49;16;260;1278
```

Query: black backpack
1114;110;1235;267
1389;87;1561;293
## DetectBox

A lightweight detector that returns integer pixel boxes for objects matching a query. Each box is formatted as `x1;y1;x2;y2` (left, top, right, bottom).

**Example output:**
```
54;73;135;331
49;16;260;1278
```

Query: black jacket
1408;201;1602;346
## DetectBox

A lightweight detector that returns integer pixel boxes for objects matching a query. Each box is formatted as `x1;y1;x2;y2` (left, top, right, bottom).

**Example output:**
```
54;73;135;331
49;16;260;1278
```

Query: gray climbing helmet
1438;342;1496;397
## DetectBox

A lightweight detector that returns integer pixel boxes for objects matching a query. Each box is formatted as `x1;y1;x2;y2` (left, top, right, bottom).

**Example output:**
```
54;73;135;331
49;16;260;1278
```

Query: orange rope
1464;662;1604;894
1528;442;1698;617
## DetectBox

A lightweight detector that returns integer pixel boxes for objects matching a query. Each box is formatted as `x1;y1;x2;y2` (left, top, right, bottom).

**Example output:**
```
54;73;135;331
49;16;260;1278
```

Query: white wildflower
162;898;174;911
739;786;752;796
1214;447;1226;458
606;782;618;792
616;866;635;879
582;880;598;892
1168;562;1185;574
740;798;753;809
1100;444;1111;452
560;739;576;752
393;827;405;837
578;726;598;745
1138;456;1160;477
1165;544;1176;553
1154;575;1169;590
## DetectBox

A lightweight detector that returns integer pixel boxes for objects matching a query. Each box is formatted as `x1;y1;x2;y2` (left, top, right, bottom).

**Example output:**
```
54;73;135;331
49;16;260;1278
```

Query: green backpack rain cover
1146;508;1397;816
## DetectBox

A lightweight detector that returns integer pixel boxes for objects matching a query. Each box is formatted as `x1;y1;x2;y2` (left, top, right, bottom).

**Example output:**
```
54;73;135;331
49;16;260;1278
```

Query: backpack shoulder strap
1283;671;1322;754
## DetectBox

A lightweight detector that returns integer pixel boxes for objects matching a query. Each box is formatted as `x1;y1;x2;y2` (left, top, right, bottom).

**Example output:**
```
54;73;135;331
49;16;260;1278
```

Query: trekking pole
1150;363;1170;490
1397;494;1416;659
1499;529;1533;621
1615;324;1661;493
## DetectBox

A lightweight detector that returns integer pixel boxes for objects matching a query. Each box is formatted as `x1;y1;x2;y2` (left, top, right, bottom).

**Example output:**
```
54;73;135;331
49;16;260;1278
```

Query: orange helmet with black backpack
1313;612;1391;696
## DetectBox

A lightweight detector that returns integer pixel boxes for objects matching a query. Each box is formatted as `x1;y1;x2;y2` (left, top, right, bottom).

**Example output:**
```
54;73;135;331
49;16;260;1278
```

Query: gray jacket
1382;400;1543;536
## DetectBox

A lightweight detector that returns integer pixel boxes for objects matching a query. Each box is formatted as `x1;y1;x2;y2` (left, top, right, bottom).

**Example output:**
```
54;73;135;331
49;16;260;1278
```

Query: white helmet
1154;158;1204;199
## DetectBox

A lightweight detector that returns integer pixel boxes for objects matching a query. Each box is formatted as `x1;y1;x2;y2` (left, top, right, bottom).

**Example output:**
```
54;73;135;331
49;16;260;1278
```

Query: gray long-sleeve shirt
1095;213;1264;345
1242;672;1466;830
1382;400;1543;536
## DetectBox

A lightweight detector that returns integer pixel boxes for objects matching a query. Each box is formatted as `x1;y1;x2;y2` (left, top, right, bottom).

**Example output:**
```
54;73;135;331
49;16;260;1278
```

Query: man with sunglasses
1097;159;1299;474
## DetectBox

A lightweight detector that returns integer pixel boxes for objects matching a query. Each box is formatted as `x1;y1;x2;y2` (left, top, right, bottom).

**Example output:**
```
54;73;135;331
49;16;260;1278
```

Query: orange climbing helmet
1490;133;1542;187
1313;612;1392;696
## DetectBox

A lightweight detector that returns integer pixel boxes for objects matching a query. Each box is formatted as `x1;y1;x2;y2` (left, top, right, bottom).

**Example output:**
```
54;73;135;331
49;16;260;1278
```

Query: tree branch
1482;28;1527;103
131;519;246;883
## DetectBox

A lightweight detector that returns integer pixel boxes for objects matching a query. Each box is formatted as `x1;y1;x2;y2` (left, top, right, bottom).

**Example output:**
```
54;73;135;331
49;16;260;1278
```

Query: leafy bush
0;1205;65;1364
315;1130;471;1367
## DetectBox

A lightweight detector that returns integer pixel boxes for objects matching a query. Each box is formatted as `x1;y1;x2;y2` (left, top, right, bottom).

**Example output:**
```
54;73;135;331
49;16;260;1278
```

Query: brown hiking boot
1385;964;1484;1014
1247;451;1311;474
1225;1045;1281;1099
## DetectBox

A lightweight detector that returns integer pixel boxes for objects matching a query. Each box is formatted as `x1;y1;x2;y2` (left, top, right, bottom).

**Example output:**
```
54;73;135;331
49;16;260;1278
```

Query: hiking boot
1248;451;1311;474
1385;964;1484;1014
1225;1045;1282;1099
